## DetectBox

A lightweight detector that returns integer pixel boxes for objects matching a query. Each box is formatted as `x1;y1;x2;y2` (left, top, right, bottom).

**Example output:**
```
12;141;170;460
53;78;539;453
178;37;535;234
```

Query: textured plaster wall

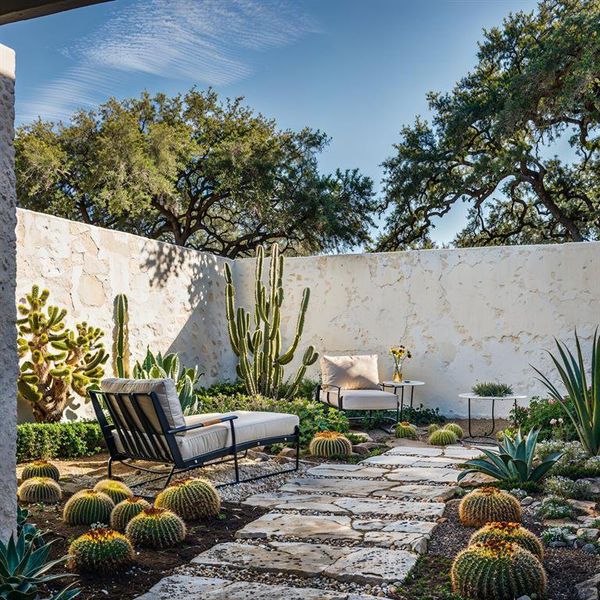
235;244;599;417
16;209;236;422
0;45;18;539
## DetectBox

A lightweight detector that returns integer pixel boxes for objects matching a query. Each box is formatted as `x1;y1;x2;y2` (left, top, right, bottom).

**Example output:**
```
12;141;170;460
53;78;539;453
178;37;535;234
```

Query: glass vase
392;358;404;382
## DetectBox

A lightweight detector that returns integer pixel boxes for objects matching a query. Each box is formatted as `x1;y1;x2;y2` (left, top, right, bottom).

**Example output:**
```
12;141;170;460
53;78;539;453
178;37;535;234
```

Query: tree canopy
16;88;378;257
376;0;600;251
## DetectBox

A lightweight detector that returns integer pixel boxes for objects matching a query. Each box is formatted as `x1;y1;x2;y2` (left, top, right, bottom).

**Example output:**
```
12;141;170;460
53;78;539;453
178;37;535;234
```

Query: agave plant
133;348;203;414
533;329;600;456
457;428;562;484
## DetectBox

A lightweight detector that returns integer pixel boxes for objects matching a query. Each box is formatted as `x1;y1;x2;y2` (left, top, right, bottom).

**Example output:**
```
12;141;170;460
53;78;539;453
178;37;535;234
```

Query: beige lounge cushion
320;355;380;390
321;388;398;410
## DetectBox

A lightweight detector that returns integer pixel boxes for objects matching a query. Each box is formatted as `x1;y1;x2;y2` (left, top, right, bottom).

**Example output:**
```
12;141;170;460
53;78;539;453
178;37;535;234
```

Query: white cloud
20;0;318;122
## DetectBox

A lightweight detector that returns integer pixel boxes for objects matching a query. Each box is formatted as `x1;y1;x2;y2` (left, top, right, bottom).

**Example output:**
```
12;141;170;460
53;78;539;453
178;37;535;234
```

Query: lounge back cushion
320;355;380;390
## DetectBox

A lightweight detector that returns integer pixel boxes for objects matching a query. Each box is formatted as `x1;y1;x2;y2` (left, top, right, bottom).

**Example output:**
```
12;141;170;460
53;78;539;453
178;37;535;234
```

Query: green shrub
536;495;576;519
541;526;576;546
544;476;594;500
536;440;600;478
17;421;104;462
510;396;578;441
471;382;513;397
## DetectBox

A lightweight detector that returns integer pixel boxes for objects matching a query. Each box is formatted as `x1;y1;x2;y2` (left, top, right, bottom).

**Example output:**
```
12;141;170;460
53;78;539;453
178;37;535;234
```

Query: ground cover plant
510;396;578;441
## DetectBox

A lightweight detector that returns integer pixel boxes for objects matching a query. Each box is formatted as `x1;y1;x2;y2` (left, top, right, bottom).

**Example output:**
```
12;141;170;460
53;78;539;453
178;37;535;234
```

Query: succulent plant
451;540;546;600
429;428;458;446
444;423;464;439
155;478;221;520
21;460;60;482
93;479;133;504
470;522;544;559
459;487;522;527
126;507;186;548
308;431;353;457
112;294;130;378
17;477;62;504
395;421;418;439
427;423;440;434
63;489;115;525
110;497;151;532
68;527;134;573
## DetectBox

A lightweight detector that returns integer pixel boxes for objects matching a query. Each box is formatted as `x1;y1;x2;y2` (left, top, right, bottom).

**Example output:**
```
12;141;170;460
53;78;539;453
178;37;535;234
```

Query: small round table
458;393;527;440
381;380;425;421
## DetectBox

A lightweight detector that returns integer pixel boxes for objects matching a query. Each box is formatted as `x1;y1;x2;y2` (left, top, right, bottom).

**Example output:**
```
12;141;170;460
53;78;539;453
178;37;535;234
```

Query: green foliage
308;432;353;458
112;294;130;378
21;460;60;482
510;395;578;441
126;507;186;549
429;429;457;446
469;522;544;559
198;381;247;397
225;244;318;399
63;490;115;525
16;88;377;257
459;487;522;527
93;480;134;505
17;285;107;423
458;428;561;484
544;476;594;500
451;541;546;600
536;495;576;519
471;382;513;398
68;528;134;573
376;0;600;251
533;328;600;455
402;404;445;426
110;497;151;532
537;440;600;479
17;477;62;504
395;421;418;440
541;526;576;546
155;478;221;520
443;423;464;439
16;421;104;462
133;348;203;415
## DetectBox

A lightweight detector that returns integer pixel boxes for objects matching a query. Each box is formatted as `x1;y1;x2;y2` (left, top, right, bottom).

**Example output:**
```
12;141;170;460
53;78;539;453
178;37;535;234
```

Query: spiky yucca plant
395;421;418;439
444;423;464;439
309;431;353;457
21;460;60;482
429;428;457;446
93;480;133;504
17;477;62;504
68;528;134;573
470;522;543;559
155;478;220;520
110;497;151;532
126;507;186;549
459;487;522;527
63;490;115;525
451;540;546;600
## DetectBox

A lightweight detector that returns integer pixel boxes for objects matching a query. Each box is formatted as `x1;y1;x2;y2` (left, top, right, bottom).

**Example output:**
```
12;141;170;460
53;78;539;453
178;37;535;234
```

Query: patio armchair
89;378;300;488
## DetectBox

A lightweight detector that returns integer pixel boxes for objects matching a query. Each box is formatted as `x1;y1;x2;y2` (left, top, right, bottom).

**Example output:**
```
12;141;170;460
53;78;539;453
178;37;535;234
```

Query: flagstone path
137;444;483;600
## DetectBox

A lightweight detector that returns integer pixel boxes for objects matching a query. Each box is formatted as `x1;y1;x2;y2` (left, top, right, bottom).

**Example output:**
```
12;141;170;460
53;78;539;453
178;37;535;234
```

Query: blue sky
1;0;539;245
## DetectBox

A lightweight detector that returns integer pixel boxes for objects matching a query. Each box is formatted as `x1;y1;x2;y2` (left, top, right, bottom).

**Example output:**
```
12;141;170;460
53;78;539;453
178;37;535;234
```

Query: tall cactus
17;285;108;422
113;294;130;378
224;244;318;399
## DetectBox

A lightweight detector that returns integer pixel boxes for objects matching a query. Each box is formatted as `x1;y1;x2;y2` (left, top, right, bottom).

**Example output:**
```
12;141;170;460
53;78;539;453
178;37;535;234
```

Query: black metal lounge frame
89;389;300;490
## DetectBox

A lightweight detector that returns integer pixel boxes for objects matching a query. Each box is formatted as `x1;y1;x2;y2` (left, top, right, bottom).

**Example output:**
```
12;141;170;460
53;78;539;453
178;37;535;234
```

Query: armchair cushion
321;388;398;410
320;354;380;390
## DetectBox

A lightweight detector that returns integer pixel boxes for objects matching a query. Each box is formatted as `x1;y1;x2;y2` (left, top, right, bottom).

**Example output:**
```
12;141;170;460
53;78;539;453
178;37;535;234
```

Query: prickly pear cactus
395;421;418;439
69;528;134;573
111;497;151;532
470;522;543;559
17;285;108;422
309;431;353;457
93;479;133;504
155;478;221;520
429;428;458;446
126;507;186;548
459;487;522;527
63;489;115;525
21;460;60;482
18;477;62;504
224;244;318;399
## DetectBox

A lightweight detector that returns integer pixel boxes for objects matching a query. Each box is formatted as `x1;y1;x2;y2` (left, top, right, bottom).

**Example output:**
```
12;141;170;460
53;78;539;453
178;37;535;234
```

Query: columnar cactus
395;421;418;439
111;497;151;532
16;285;108;422
429;428;458;446
126;507;186;548
112;294;130;378
444;423;464;439
459;487;522;527
155;478;221;520
21;460;60;482
93;479;133;504
224;244;318;399
69;528;134;573
309;431;353;457
18;477;62;504
63;489;115;525
451;541;546;600
470;522;544;559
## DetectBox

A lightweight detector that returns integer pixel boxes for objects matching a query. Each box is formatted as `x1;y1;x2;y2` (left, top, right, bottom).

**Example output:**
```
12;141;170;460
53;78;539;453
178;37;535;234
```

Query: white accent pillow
320;355;380;390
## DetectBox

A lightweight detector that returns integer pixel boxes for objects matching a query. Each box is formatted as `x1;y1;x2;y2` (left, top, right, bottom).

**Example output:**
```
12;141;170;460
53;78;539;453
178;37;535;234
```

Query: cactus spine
451;541;546;600
395;421;418;439
459;487;522;527
63;489;115;525
443;423;464;439
155;478;221;520
224;244;318;399
94;479;133;504
126;507;186;548
69;528;134;573
309;431;353;457
429;428;458;446
470;522;544;559
111;497;151;532
113;294;130;378
18;477;62;504
21;460;60;482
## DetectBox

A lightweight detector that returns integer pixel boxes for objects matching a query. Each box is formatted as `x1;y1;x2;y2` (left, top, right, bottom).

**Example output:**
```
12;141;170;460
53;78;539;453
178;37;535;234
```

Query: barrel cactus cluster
63;489;115;525
111;497;151;532
155;478;220;520
17;477;62;504
443;423;464;439
459;487;522;527
94;479;133;504
309;431;353;458
126;507;187;549
470;521;544;559
395;421;418;439
429;428;458;446
21;460;60;482
69;528;134;573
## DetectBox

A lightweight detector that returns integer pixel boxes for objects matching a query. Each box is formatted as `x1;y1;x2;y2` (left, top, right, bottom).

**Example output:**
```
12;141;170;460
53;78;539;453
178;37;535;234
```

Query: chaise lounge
90;378;300;488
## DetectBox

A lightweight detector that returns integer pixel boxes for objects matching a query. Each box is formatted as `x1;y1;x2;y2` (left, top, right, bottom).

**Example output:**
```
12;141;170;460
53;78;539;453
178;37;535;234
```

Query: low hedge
17;421;105;463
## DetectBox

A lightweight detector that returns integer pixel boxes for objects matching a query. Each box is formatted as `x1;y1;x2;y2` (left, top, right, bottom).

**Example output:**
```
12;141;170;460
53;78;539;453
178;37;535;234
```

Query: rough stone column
0;44;17;539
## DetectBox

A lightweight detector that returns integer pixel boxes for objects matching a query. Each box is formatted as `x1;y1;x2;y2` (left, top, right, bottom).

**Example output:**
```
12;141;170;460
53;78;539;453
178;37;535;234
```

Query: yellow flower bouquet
390;344;412;381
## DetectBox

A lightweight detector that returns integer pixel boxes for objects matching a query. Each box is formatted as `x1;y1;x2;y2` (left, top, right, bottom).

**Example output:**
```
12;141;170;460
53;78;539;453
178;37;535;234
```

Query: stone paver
384;467;459;484
306;464;389;479
361;454;465;468
386;446;444;456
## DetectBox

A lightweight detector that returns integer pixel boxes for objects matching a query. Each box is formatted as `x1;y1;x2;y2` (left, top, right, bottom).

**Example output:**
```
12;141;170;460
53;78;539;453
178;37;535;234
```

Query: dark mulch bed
26;499;266;600
392;499;599;600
